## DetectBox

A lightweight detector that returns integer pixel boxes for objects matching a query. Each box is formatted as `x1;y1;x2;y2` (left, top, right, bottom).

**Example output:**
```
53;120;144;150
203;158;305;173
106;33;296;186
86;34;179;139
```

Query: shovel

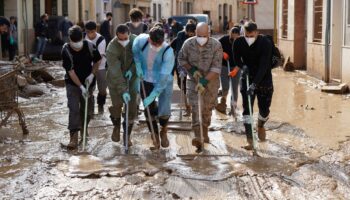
227;60;237;121
124;79;130;154
81;79;90;152
179;75;184;121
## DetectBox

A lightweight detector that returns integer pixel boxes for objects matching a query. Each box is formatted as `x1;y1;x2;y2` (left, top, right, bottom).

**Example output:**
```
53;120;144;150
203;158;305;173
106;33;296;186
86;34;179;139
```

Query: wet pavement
0;67;350;199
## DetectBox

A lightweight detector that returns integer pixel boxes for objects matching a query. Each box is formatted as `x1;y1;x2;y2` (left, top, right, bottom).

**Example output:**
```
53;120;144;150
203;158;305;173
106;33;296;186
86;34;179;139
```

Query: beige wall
341;47;350;84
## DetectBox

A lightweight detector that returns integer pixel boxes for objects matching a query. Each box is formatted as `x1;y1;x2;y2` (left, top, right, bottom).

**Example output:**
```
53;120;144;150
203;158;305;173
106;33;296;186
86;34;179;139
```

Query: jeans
9;42;17;61
220;65;241;103
36;36;47;58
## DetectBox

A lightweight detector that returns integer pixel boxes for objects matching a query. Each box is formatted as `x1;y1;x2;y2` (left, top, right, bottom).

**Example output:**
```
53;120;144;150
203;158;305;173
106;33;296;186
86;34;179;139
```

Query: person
233;21;273;150
8;16;18;61
170;22;196;116
223;16;229;32
216;27;241;114
84;21;108;114
106;25;138;146
132;27;175;149
178;22;223;151
170;19;183;40
58;14;73;43
0;16;10;34
126;8;149;36
100;12;113;45
61;25;102;150
34;14;49;61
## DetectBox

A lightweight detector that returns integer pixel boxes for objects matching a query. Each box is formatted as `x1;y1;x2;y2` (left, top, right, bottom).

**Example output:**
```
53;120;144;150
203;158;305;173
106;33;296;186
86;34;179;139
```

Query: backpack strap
85;40;95;58
141;40;149;52
63;43;74;70
162;46;171;62
96;35;105;49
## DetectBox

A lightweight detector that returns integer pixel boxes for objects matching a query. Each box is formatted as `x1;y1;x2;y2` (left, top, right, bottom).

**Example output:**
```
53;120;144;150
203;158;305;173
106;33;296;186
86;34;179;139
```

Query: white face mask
150;44;162;52
196;37;208;46
70;40;83;49
245;37;256;46
118;39;130;47
132;21;141;27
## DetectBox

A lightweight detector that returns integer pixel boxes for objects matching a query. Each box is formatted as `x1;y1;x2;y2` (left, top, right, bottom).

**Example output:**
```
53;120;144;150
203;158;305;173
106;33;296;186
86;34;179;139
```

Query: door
330;0;342;81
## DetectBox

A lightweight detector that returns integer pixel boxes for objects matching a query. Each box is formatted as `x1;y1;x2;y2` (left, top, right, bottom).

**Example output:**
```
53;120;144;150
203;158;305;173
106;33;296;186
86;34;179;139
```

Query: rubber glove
124;70;132;81
135;62;143;78
80;85;88;99
122;92;131;103
143;91;159;108
229;67;240;78
196;77;209;95
85;73;95;87
189;66;202;80
247;83;256;96
223;52;229;61
9;36;14;45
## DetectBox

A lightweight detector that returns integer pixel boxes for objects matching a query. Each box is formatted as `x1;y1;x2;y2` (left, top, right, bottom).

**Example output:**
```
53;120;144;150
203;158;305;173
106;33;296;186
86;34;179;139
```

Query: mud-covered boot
203;126;210;143
97;94;106;114
242;123;254;150
215;97;227;114
160;126;169;148
147;120;160;150
257;119;267;142
122;122;133;147
192;126;203;152
111;117;121;142
67;131;79;150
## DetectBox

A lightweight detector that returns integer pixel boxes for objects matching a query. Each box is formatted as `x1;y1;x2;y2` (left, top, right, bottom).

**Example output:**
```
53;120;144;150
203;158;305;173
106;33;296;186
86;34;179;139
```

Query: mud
0;67;350;199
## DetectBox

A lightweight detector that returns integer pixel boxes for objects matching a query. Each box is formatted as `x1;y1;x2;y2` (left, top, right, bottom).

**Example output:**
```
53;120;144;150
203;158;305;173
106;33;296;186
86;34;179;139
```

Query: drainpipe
324;0;331;83
273;0;277;44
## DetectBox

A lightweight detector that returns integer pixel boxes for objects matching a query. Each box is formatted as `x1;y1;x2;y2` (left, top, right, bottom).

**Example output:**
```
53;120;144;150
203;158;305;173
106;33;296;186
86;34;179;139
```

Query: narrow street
1;66;350;199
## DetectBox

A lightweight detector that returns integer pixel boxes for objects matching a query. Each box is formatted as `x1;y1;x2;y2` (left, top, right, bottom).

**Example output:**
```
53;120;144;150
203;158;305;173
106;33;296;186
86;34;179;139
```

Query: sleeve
209;42;223;74
253;38;273;85
132;37;142;65
92;44;102;63
106;41;127;92
153;47;175;94
177;40;190;67
98;39;106;56
233;39;244;69
61;47;72;72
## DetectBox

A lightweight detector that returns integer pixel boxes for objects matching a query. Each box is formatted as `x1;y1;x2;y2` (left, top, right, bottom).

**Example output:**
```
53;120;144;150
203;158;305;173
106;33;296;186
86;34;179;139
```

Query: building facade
277;0;350;84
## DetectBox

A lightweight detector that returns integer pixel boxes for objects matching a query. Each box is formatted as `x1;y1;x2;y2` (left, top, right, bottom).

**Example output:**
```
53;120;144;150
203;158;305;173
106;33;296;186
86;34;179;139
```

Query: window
158;4;161;20
345;0;350;46
62;0;68;16
33;0;40;25
282;0;288;38
229;5;232;21
153;3;157;20
313;0;323;43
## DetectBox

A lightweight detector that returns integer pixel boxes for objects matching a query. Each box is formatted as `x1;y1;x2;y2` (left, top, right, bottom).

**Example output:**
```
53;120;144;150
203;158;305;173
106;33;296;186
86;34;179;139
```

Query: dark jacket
35;20;48;38
100;20;111;44
219;35;235;68
171;30;189;55
233;35;273;86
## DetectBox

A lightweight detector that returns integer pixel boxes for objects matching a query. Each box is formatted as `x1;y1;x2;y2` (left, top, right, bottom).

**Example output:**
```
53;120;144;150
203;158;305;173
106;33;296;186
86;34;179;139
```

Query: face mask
70;40;83;49
196;37;208;46
245;37;256;46
132;22;141;27
150;44;162;52
118;39;130;47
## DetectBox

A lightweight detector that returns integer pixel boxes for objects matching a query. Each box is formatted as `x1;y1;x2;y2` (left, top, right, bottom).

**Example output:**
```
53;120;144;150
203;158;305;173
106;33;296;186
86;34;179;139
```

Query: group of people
0;16;18;61
61;5;274;153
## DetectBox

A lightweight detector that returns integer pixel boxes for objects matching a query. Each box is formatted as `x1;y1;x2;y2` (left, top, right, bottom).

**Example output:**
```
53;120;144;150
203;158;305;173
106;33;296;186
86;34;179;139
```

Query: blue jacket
132;34;175;95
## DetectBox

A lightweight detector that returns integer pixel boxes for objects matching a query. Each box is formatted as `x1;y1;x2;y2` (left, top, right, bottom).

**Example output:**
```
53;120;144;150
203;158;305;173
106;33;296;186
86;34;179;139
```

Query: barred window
313;0;323;43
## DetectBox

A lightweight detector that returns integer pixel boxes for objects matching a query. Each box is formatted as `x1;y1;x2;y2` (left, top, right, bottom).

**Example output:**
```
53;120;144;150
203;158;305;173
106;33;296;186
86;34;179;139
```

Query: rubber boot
111;117;121;142
257;119;267;142
215;96;227;114
97;94;106;114
159;118;170;148
242;123;254;150
67;131;79;150
191;126;203;151
122;122;133;147
147;120;160;150
203;126;210;143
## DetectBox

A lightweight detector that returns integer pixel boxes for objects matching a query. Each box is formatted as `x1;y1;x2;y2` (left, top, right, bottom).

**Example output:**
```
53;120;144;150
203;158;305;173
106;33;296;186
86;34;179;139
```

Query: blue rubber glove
9;36;15;45
122;92;131;103
136;62;143;78
124;70;132;80
143;91;159;108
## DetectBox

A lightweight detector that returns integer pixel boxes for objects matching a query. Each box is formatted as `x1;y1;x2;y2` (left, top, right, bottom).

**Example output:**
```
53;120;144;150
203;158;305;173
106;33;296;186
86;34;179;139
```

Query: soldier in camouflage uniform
178;23;223;150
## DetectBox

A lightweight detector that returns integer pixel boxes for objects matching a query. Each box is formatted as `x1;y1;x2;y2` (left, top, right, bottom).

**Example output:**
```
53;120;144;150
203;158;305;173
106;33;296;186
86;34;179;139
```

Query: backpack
141;40;171;62
265;35;282;69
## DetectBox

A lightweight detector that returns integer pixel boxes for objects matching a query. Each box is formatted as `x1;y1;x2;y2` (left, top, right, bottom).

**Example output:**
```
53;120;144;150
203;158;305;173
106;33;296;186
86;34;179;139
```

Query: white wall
151;0;172;21
255;0;274;30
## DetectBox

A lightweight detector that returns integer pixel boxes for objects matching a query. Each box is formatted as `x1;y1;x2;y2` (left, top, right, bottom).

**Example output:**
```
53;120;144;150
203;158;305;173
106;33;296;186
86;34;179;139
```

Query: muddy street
0;67;350;199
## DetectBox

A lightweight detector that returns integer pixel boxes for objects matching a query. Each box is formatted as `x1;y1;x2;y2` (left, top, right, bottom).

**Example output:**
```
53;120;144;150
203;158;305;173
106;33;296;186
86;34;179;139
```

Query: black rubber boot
147;120;160;150
257;119;267;141
97;94;106;114
242;123;254;150
122;122;133;147
111;117;121;142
